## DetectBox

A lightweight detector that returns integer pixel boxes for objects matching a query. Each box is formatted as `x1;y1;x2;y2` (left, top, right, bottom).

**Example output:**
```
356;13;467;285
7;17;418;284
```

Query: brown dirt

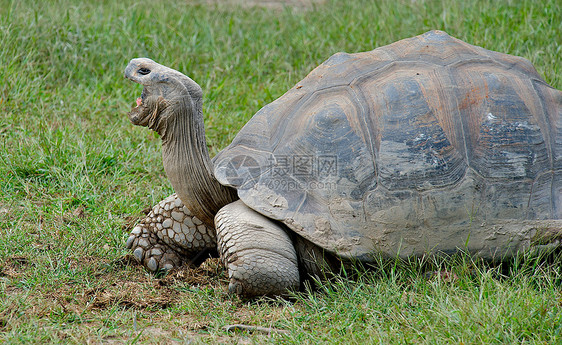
81;257;229;312
0;256;33;279
1;252;293;343
158;257;227;287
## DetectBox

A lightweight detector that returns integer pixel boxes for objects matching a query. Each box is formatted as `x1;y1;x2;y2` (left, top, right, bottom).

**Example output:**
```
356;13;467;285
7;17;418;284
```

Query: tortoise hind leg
126;193;216;271
294;235;343;282
215;200;300;297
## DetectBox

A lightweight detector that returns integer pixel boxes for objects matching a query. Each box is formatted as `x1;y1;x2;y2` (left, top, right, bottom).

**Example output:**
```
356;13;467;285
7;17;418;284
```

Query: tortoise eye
138;68;151;75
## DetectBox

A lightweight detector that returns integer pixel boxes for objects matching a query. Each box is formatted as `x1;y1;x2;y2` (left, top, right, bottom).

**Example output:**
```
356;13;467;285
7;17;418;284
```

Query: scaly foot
126;193;216;271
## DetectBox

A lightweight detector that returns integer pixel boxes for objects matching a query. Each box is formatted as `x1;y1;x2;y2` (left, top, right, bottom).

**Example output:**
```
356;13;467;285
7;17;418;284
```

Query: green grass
1;0;561;343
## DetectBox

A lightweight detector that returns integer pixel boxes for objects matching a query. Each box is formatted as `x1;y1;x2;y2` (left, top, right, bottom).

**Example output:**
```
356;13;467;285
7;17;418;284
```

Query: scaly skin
126;193;216;271
215;200;300;297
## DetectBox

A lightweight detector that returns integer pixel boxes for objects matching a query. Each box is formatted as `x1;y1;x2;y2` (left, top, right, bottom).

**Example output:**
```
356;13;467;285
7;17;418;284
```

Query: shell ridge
530;80;562;218
347;85;379;185
530;79;555;170
482;48;544;81
290;190;309;225
449;67;473;167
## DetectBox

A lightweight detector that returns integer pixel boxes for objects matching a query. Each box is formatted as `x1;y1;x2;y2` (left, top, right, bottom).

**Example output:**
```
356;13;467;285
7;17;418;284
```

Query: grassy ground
1;0;561;343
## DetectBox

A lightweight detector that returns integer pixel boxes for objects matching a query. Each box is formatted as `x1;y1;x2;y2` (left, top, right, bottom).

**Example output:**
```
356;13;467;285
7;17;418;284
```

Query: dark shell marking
214;30;562;260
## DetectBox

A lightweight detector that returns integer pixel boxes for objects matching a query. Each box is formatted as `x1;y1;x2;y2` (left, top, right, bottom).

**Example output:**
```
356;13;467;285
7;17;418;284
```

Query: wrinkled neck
161;98;237;227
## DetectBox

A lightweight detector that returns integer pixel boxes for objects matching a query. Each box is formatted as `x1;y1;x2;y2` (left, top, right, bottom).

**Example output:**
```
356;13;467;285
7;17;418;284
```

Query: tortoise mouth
128;87;151;126
132;88;147;110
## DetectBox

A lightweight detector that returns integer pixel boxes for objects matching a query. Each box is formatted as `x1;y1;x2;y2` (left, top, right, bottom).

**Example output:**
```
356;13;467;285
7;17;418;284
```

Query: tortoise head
124;58;203;137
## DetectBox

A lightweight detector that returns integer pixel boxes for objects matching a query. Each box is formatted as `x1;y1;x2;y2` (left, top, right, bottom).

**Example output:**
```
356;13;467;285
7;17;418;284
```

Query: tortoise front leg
126;193;216;271
215;200;300;297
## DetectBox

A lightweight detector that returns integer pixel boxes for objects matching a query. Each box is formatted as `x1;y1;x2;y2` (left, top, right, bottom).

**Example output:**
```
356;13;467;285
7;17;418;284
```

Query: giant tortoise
124;30;562;297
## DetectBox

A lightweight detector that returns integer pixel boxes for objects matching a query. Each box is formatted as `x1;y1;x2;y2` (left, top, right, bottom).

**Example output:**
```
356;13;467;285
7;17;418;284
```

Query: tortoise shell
214;30;562;261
